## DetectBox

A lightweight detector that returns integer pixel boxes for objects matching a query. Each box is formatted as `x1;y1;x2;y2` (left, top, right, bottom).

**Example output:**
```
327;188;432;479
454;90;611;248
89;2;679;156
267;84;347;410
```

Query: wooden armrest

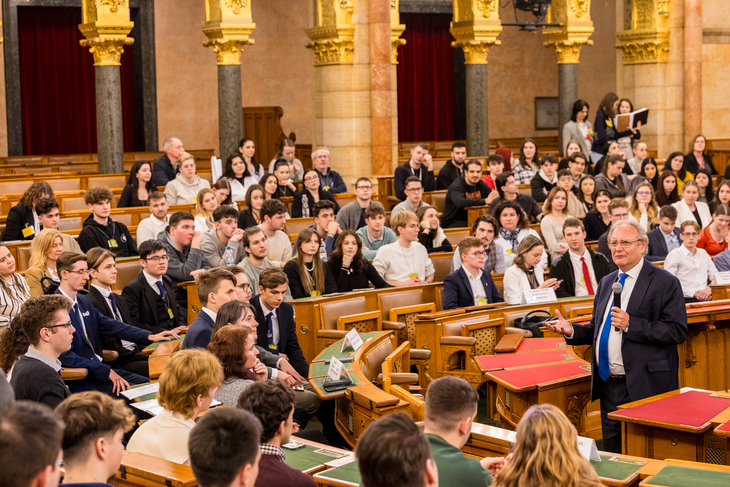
410;348;432;361
505;327;532;337
387;196;401;203
103;350;119;362
382;320;406;331
336;310;381;331
377;373;419;386
61;368;89;380
317;329;348;339
118;451;196;487
440;336;476;346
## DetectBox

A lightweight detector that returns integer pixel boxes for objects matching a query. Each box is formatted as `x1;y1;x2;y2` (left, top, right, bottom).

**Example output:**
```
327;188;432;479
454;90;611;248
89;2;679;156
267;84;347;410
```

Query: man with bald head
152;137;185;187
546;220;687;453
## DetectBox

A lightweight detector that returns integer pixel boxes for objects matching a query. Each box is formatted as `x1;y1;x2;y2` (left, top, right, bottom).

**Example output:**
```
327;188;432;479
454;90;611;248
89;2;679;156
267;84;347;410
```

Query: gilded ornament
615;39;669;64
545;39;592;64
391;37;406;63
478;0;498;18
339;0;353;13
452;39;501;65
99;0;126;13
225;0;250;15
203;38;253;65
79;36;134;66
568;0;590;18
657;0;670;16
306;38;355;66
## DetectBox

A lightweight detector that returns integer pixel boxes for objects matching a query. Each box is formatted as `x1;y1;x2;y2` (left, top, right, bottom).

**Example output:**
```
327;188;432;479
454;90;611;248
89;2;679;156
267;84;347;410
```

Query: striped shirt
0;275;29;326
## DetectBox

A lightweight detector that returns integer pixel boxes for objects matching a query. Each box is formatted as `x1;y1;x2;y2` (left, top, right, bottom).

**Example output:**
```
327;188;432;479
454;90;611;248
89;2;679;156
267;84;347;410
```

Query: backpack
513;310;554;338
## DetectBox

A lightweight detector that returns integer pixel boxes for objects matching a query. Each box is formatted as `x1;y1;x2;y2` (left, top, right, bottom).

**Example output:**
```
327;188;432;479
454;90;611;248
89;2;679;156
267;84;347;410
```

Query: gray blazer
562;120;594;157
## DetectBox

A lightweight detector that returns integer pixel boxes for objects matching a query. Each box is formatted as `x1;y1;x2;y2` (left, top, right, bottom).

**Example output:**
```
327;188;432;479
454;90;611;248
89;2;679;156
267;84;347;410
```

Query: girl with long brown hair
1;180;54;242
628;181;659;231
326;230;391;292
283;228;337;299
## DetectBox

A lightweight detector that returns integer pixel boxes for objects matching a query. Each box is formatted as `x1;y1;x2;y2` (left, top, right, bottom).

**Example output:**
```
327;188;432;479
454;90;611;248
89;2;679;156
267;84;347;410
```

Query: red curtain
18;6;135;155
397;13;455;143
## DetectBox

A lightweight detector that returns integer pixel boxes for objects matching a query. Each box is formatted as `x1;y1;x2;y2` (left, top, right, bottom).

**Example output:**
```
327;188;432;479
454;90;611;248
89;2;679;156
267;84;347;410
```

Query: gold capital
306;0;355;66
202;0;256;66
452;39;500;64
79;37;134;66
544;39;593;64
543;0;594;64
450;0;503;65
616;0;670;65
391;0;406;64
79;0;134;66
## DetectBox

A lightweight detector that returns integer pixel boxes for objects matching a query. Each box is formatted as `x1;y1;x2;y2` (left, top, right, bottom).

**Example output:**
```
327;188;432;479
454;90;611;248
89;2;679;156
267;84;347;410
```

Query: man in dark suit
647;205;681;261
55;251;178;395
151;137;184;187
547;220;687;453
122;240;187;335
182;268;237;349
252;267;309;378
550;218;611;298
598;198;630;272
443;237;503;310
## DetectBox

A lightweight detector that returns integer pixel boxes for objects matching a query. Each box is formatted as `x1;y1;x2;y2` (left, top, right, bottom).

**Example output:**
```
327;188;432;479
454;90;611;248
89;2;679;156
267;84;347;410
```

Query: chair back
113;262;142;292
361;338;395;383
320;297;368;331
379;289;424;321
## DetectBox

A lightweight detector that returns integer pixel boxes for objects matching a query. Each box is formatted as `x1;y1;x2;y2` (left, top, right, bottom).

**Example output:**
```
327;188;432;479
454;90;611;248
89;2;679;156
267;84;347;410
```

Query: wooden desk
608;389;730;465
111;451;196;487
312;457;361;487
641;459;730;486
281;438;353;476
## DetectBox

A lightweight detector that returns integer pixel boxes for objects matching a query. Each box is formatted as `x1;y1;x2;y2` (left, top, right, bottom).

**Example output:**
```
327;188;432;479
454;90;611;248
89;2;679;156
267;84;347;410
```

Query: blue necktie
109;293;122;321
266;312;276;350
155;281;167;301
598;273;628;382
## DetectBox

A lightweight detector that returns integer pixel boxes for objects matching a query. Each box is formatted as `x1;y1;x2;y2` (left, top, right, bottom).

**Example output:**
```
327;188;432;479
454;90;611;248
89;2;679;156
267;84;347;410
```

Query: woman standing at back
591;92;639;165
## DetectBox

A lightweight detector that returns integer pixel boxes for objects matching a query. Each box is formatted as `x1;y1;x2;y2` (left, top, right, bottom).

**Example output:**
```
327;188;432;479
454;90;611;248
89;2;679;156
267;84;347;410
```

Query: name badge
477;298;488;306
323;185;331;191
167;308;175;319
311;291;321;297
192;196;197;204
22;226;35;238
409;272;419;279
268;344;277;350
108;239;118;248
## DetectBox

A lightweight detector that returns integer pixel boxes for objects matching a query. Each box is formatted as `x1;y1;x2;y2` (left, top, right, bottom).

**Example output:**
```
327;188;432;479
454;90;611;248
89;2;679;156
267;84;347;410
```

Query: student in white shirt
672;181;711;230
259;199;293;268
503;235;560;305
664;220;717;302
136;192;170;245
372;211;435;286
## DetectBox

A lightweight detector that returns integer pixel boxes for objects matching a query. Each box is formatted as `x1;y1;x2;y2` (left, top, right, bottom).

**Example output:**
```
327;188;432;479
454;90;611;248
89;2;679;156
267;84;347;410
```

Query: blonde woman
503;235;560;305
628;181;659;231
493;404;603;487
0;245;30;326
164;152;211;205
194;188;218;233
25;229;64;297
540;187;571;262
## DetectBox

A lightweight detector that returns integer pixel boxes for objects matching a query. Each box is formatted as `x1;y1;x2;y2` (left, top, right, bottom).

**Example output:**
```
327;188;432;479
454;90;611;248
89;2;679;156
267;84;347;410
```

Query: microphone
612;282;623;332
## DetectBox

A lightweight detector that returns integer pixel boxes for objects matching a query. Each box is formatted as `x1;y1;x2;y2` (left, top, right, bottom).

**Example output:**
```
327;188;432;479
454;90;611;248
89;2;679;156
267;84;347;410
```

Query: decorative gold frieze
616;0;670;65
450;0;502;65
79;0;134;66
202;0;256;65
307;0;356;67
306;35;355;66
543;0;594;64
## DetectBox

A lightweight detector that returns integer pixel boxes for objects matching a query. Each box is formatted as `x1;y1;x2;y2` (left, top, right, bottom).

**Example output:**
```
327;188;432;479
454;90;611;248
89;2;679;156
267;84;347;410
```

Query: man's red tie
581;256;595;295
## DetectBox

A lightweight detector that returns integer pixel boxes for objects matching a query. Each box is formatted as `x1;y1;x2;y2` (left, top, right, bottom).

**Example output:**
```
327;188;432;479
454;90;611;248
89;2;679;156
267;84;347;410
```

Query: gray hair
313;146;330;158
607;220;648;256
163;137;179;152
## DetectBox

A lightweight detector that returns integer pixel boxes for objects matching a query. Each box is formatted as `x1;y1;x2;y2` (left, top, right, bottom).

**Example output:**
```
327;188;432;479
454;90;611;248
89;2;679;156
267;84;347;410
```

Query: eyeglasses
315;155;329;159
145;255;170;262
46;321;73;330
236;283;251;291
466;251;486;258
636;191;652;196
608;239;641;249
405;187;424;192
558;177;573;182
66;269;89;276
304;176;319;182
356;186;372;190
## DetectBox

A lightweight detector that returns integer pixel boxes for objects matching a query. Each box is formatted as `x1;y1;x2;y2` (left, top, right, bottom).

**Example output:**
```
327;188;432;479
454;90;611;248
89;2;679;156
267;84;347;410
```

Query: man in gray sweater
336;177;385;230
201;206;247;266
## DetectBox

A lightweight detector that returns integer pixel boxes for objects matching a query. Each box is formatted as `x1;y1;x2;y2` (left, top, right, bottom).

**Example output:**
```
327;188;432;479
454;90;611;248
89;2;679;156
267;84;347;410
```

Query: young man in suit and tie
122;240;187;335
547;220;687;453
55;251;177;395
647;205;681;261
442;237;503;310
182;268;238;349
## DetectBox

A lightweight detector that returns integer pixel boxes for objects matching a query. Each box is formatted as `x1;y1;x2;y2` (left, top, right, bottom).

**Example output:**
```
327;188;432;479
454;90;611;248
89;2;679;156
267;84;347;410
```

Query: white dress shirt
664;245;716;298
568;248;598;297
143;271;165;295
259;300;280;348
465;268;487;305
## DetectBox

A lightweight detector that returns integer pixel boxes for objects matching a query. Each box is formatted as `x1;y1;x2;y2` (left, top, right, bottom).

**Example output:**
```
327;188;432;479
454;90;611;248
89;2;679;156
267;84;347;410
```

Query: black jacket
87;286;141;360
443;178;491;228
394;162;435;200
122;272;186;334
418;231;452;253
647;227;682;261
442;267;503;310
283;260;338;299
152;154;178;187
252;295;309;378
549;250;611;298
291;188;340;218
488;194;542;221
2;203;35;242
325;256;392;292
685;152;717;175
238;209;260;230
436;159;464;191
182;311;215;350
78;215;138;257
598;230;616;272
583;211;609;241
530;173;556;203
118;185;148;208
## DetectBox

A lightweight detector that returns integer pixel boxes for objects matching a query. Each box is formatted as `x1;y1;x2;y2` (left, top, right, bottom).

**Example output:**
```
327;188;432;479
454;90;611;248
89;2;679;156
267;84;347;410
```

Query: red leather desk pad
486;361;590;390
514;338;567;352
610;391;730;429
476;350;572;371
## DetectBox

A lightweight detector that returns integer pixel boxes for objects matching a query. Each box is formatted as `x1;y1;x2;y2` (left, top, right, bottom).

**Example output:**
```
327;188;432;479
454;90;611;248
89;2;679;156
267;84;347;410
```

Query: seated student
489;172;543;222
326;230;392;292
269;138;304;181
0;401;64;487
194;188;218;233
493;404;603;487
252;267;309;378
695;167;714;204
417;206;452;253
127;349;224;465
492;201;547;269
123;240;187;334
481;154;504;191
9;295;72;408
582;189;613;240
25;229;64;297
1;181;53;242
593;140;627;176
201;206;247;266
595;154;630;198
443;238;503;310
55;252;176;395
136;191;170;245
33;198;82;253
555;169;586;218
312;146;347;193
444;160;496;228
238;226;274;298
188;408;262;487
310;200;341;261
272;159;298;198
238;184;265;230
628;181;659;231
511;138;540;184
292;168;339;218
164;152;211;205
214;178;234;207
540;187;571;262
337;177;385;230
503;236;560;305
260;199;293;268
647;205;681;261
664;152;694;195
356;202;397;260
237;380;318;487
159;211;212;318
394;143;435;200
530;154;559;203
664;220;717;303
656;170;680;207
0;245;30;325
260;173;283;203
119;160;156;208
627;141;649;175
424;376;506;486
87;248;150;377
451;215;506;274
437;142;467;190
283;228;338;299
392;176;431;217
598;198;630;272
229;266;253;302
222;152;253;203
373;211;436;287
549;218;610;298
78;187;138;257
698;203;730;257
55;391;136;486
672;180;711;230
208;326;266;407
182;268;238;349
577;174;596;213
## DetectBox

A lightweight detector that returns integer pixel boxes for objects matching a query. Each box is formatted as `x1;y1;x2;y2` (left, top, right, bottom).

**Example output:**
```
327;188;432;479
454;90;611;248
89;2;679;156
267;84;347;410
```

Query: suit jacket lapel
626;259;652;317
592;271;617;348
140;274;160;327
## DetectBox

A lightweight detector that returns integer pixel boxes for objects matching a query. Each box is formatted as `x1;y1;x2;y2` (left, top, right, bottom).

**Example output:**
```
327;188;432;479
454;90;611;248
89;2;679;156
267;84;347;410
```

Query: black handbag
513;310;554;338
40;276;59;295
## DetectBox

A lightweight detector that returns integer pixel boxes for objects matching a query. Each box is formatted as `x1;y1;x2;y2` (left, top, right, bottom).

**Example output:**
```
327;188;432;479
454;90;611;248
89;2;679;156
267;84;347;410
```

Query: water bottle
224;246;235;266
302;194;310;218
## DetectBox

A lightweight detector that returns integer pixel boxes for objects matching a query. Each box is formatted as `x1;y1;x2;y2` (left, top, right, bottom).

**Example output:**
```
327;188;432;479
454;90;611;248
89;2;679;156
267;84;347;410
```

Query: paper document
121;382;159;400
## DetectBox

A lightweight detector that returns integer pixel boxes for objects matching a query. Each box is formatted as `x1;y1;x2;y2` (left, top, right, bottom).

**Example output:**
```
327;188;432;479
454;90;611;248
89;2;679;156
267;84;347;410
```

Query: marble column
370;0;393;176
465;64;489;157
218;65;244;159
684;0;702;146
95;66;125;174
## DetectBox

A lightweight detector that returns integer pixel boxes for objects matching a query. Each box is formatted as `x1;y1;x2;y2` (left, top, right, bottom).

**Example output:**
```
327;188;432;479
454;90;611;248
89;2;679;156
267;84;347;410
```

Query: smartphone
282;440;306;450
293;384;305;392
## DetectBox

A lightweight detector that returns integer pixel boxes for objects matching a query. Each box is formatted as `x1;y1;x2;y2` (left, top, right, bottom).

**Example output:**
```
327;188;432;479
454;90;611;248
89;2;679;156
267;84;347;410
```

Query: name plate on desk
524;288;558;304
713;271;730;285
577;435;601;462
341;328;364;353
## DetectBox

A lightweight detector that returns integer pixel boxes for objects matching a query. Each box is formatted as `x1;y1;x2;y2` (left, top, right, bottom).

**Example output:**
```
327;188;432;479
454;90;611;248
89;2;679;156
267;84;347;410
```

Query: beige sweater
126;409;196;466
164;174;211;206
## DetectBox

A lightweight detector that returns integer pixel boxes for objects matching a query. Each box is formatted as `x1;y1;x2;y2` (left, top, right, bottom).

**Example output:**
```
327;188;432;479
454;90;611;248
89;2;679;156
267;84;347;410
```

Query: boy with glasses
336;177;385;230
664;220;717;302
392;176;431;217
442;237;503;310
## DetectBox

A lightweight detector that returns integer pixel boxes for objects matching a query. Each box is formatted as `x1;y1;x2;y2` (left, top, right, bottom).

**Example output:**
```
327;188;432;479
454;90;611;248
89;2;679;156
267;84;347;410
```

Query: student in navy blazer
443;238;504;310
546;221;687;453
646;208;681;261
182;268;239;350
55;252;177;395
